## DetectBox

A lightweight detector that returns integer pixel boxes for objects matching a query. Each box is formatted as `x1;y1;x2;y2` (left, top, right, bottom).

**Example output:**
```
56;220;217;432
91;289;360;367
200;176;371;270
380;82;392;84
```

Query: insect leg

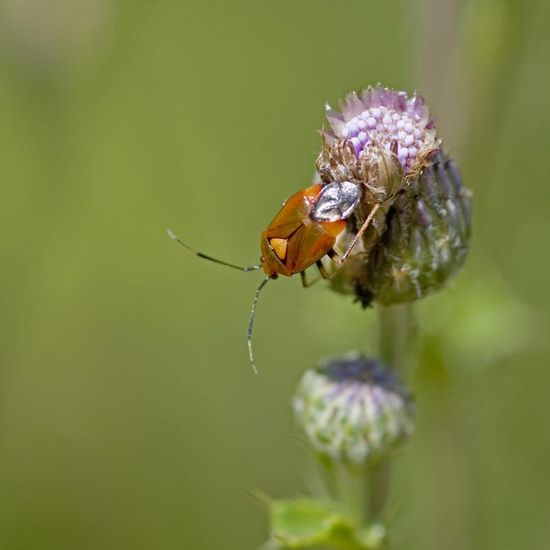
300;270;322;288
316;260;330;279
339;202;382;264
167;229;261;272
326;248;341;263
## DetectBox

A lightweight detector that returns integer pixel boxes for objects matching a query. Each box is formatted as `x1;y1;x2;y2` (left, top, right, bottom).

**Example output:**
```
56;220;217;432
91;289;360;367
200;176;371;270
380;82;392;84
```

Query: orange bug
169;180;382;372
261;183;352;280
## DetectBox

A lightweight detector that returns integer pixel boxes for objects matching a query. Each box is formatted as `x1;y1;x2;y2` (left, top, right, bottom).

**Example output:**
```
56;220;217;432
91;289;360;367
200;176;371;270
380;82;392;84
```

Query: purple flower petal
323;85;440;173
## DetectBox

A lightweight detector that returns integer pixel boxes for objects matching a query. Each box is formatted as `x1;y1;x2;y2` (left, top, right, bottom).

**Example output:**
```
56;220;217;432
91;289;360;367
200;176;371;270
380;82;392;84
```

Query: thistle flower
317;85;472;306
293;354;414;464
321;84;439;176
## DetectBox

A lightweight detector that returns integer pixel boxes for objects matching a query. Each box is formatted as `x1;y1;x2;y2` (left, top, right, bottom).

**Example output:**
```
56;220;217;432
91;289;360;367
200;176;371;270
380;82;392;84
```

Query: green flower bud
361;152;472;305
327;152;471;306
293;354;414;464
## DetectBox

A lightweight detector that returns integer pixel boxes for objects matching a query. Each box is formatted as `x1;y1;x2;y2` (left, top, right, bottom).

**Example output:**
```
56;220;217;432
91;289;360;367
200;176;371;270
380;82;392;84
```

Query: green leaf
267;497;384;550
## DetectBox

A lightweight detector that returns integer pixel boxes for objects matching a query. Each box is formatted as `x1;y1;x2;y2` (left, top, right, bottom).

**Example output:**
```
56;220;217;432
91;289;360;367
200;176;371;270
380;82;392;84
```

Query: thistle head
293;353;414;464
320;84;439;179
319;85;472;306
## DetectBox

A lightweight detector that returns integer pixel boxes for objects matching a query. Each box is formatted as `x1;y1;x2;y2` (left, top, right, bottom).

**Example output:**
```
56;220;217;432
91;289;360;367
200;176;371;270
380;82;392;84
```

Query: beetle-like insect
168;180;382;373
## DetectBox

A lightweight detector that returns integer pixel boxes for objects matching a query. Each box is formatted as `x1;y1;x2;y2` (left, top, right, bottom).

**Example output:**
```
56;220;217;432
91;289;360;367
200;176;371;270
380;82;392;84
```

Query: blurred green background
1;0;549;548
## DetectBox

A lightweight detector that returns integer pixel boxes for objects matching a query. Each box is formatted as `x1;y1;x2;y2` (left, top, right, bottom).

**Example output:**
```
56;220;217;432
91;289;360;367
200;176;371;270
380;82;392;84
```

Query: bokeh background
1;0;549;548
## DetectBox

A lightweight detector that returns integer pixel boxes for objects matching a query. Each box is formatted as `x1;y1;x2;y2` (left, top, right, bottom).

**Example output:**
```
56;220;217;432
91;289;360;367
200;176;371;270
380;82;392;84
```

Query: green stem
335;462;369;527
379;303;416;373
333;459;390;529
366;460;391;521
355;303;416;525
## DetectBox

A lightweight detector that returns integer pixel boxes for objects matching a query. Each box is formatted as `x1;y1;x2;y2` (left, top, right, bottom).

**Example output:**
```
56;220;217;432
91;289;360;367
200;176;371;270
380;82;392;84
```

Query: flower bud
359;152;473;305
293;354;414;464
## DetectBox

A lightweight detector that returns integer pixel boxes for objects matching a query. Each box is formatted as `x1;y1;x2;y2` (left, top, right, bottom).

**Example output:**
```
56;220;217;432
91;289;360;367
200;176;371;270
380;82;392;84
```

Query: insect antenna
167;229;261;272
247;276;270;374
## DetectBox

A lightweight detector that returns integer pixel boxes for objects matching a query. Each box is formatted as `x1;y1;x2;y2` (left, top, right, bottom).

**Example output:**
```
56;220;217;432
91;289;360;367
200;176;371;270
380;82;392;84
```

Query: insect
168;180;383;373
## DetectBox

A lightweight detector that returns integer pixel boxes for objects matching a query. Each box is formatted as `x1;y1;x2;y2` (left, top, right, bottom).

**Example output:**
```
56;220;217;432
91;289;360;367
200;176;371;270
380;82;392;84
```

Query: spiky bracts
294;354;414;464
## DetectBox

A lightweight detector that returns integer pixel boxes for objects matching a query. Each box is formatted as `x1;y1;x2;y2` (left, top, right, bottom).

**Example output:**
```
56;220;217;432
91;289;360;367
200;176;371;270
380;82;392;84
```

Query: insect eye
311;181;360;222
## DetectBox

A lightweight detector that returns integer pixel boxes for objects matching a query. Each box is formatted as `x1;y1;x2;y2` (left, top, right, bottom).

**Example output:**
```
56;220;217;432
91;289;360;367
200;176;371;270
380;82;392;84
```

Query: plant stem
335;462;370;527
379;303;416;373
357;303;417;524
367;460;391;521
